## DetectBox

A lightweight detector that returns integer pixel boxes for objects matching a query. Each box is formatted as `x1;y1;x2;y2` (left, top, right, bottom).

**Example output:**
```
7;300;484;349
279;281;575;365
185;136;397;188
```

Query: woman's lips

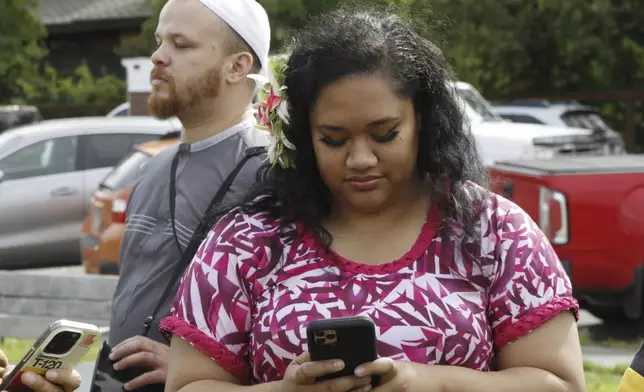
347;175;382;191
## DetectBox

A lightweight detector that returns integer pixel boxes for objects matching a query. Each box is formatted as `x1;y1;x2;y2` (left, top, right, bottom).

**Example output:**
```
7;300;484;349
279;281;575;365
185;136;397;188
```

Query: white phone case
0;320;100;392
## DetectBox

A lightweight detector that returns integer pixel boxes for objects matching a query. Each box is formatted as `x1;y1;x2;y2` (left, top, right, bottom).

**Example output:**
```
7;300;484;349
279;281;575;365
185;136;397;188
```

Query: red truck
488;155;644;323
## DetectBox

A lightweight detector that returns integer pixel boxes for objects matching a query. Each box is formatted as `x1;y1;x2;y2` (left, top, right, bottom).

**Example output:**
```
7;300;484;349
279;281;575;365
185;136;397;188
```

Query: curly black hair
205;7;489;245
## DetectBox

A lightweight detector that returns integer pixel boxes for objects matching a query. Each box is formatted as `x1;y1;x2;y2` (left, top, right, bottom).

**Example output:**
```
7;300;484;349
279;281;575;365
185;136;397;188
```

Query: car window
100;151;151;190
455;88;501;121
561;111;611;132
498;114;545;124
82;133;161;170
114;107;129;117
0;136;78;181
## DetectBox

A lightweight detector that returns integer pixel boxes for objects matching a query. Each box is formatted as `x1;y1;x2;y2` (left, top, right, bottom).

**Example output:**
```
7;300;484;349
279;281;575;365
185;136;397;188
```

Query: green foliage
115;0;167;57
2;0;644;148
1;0;125;114
0;0;47;102
22;62;125;106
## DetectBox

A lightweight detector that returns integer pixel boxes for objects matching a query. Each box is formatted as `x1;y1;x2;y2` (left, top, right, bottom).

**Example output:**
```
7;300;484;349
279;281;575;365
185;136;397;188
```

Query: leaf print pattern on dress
160;183;579;384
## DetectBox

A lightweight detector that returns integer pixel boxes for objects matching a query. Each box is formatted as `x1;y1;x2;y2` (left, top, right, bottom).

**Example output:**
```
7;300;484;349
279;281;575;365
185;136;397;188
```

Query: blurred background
2;0;644;151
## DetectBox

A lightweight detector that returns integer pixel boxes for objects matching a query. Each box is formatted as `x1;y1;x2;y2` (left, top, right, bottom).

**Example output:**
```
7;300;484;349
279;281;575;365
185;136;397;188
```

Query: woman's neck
325;181;432;237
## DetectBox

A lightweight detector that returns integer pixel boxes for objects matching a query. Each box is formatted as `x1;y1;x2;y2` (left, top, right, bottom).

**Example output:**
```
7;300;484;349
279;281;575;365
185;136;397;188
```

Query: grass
584;361;627;392
1;339;629;391
0;337;102;364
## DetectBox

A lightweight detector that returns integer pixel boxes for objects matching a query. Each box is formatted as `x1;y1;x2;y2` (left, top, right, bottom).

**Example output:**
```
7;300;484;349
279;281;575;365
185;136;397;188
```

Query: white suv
451;82;617;167
491;100;624;154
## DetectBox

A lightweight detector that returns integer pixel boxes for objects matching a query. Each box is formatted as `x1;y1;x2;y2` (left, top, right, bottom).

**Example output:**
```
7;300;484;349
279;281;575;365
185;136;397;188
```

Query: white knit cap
198;0;271;71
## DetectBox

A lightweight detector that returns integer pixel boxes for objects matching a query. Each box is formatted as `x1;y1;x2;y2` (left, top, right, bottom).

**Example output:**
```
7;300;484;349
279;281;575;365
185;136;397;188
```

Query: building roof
39;0;151;26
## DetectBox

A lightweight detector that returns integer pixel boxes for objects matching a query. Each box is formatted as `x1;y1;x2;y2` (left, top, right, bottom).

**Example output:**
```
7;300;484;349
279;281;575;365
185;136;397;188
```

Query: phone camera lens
43;331;81;355
315;337;326;346
314;331;325;337
326;334;336;340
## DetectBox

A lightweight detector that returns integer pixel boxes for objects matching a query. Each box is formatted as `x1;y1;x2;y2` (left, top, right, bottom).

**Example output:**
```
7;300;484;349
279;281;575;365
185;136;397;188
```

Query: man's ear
225;52;255;84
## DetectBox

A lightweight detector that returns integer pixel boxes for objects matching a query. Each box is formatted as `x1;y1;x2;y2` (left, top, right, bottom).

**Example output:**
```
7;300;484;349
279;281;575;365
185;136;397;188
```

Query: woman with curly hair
160;8;584;392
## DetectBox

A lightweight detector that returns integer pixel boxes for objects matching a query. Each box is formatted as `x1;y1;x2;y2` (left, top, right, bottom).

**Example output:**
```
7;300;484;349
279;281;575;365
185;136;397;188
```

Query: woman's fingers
291;351;311;366
294;359;372;391
295;359;345;384
45;369;82;392
355;358;396;377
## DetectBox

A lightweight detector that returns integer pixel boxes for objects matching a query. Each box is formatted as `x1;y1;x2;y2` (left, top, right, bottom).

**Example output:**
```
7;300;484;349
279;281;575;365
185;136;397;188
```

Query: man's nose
151;44;170;67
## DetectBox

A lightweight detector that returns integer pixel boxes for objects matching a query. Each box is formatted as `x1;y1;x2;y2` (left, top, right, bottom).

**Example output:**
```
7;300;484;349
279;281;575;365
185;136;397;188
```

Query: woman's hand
21;369;82;392
281;352;374;392
354;358;429;392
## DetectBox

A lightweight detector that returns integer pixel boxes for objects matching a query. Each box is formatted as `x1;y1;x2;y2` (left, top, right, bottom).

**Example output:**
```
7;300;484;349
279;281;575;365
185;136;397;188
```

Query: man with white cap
104;0;271;390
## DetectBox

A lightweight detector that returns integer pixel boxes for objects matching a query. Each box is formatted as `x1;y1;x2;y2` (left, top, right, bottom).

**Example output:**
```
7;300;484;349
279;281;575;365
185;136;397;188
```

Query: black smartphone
306;315;380;387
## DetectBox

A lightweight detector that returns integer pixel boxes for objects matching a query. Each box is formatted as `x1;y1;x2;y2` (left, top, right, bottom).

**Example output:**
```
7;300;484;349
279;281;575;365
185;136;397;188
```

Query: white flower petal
281;134;296;151
267;137;278;163
276;101;290;125
265;68;280;91
247;73;270;85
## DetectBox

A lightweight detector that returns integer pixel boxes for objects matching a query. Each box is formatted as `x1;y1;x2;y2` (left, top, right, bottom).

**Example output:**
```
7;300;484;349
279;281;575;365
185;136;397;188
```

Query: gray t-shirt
109;120;267;346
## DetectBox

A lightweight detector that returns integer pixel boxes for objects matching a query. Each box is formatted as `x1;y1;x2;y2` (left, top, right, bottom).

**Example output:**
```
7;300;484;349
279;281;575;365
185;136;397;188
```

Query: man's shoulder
230;127;268;179
132;142;179;183
127;142;179;205
238;126;269;149
145;142;180;167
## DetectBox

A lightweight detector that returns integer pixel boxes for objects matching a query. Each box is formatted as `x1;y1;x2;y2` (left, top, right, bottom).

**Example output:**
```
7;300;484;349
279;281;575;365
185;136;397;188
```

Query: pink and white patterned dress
159;187;579;384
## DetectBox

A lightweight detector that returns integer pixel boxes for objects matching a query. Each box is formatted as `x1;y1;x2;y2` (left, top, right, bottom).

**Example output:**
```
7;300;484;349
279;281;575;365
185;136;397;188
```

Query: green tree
0;0;48;103
115;0;166;57
24;62;125;105
116;0;398;56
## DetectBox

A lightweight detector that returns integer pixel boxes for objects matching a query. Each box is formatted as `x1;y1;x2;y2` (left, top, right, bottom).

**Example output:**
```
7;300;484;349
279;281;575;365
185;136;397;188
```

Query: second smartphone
0;319;100;392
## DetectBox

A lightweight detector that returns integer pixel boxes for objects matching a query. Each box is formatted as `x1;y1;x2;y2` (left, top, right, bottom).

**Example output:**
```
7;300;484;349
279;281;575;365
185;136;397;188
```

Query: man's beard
148;66;221;119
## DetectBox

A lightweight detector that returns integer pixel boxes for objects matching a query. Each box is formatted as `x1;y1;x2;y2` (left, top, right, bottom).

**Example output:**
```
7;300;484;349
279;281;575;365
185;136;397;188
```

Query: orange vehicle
80;135;179;274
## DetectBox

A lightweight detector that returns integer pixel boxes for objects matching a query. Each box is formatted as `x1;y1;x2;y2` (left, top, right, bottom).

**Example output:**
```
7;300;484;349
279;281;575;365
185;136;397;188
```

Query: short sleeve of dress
485;195;579;351
159;212;254;382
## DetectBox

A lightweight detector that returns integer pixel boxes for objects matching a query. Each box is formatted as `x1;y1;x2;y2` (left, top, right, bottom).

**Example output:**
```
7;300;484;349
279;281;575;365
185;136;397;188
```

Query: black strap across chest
140;145;266;336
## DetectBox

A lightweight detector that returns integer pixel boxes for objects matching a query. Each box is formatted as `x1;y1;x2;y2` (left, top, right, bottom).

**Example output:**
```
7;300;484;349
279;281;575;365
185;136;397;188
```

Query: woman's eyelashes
373;128;399;143
319;135;347;147
319;127;400;147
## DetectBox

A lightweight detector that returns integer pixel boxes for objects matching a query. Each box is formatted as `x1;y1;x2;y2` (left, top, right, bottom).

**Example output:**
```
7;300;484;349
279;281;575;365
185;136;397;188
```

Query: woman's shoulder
206;206;290;245
462;181;536;234
200;198;300;266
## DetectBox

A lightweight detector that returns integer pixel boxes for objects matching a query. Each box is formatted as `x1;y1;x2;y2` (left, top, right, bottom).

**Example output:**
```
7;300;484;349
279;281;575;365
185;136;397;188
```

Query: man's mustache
150;67;173;83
